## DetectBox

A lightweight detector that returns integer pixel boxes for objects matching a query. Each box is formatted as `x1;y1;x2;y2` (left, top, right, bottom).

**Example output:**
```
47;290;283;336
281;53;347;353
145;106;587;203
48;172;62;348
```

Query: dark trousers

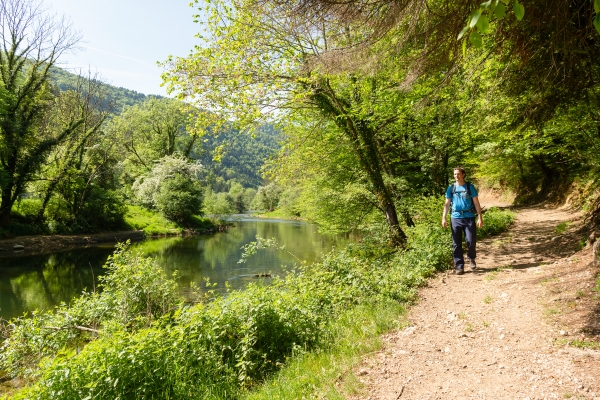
451;217;476;269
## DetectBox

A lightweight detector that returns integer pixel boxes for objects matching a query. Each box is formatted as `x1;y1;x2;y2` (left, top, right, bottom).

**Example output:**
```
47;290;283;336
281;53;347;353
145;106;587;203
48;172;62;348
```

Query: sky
45;0;201;96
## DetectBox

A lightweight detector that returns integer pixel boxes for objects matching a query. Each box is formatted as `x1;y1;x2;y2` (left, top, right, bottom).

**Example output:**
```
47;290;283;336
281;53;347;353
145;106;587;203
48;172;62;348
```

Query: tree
106;98;200;183
0;0;80;227
132;155;203;223
203;187;235;216
227;181;246;213
252;183;282;212
33;73;113;225
162;0;426;245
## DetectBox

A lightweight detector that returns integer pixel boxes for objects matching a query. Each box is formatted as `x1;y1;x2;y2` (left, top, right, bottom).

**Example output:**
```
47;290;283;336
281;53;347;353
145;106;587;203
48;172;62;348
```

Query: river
0;216;348;321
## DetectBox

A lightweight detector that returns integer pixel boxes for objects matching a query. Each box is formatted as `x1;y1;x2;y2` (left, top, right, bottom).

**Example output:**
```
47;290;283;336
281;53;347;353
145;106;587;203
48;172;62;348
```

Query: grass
483;294;493;304
485;270;499;281
554;221;571;234
567;339;600;350
124;205;184;235
124;205;215;236
544;308;560;316
539;276;559;285
484;266;512;281
482;321;490;328
243;301;405;400
490;233;514;248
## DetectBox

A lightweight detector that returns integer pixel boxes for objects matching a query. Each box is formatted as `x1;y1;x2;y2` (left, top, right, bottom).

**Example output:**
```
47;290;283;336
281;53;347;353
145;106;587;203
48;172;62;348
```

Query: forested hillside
197;124;280;190
49;66;152;111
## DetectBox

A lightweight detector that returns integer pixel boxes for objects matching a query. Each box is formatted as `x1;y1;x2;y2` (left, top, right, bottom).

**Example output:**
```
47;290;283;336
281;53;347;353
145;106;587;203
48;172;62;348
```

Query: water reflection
0;218;348;320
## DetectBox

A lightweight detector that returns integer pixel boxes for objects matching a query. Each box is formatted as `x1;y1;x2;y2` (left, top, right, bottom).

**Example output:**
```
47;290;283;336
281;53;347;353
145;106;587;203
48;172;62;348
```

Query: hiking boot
469;259;477;270
455;267;464;275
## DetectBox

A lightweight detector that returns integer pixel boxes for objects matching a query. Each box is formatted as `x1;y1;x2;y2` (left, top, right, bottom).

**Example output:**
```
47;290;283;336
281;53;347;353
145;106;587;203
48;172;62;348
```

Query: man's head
453;166;466;183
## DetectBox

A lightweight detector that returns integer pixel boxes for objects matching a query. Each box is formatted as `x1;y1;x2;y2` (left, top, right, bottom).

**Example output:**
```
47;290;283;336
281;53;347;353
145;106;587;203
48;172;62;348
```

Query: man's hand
473;197;484;228
442;198;451;229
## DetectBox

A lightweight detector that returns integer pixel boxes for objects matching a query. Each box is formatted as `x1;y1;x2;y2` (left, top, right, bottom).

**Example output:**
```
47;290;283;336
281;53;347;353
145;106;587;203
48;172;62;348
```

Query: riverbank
0;205;223;258
0;226;221;259
0;231;145;258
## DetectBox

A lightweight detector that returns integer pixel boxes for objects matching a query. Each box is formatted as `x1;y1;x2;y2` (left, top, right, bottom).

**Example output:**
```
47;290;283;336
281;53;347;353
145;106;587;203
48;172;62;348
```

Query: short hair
453;166;466;176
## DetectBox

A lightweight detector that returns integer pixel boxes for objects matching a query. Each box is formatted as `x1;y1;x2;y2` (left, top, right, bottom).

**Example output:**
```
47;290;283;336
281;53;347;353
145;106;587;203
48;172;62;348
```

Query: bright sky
46;0;201;96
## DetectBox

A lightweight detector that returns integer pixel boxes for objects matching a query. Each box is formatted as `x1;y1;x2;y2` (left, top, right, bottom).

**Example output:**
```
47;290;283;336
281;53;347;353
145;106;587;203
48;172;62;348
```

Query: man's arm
442;198;451;228
473;196;484;228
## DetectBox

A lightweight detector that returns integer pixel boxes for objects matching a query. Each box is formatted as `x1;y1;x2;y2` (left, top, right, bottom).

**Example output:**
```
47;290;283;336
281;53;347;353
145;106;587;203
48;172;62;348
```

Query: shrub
132;155;204;223
0;242;180;378
154;174;203;223
479;207;516;238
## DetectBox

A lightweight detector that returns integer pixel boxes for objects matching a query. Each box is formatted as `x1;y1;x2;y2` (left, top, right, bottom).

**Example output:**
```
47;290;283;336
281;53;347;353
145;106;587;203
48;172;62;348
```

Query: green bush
73;188;127;232
0;242;180;379
154;174;203;224
479;207;516;238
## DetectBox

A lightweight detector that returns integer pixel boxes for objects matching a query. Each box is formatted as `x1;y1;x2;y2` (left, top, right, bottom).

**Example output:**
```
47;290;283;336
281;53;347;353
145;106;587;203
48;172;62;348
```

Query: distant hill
49;66;159;112
49;66;281;190
194;124;281;190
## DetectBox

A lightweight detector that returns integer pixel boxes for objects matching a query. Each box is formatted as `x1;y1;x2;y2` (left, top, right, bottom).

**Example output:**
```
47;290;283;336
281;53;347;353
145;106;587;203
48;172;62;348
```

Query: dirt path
349;205;600;399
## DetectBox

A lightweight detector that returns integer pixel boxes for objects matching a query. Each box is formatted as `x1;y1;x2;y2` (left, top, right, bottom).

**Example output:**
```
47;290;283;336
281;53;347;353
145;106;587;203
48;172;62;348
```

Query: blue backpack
450;182;476;215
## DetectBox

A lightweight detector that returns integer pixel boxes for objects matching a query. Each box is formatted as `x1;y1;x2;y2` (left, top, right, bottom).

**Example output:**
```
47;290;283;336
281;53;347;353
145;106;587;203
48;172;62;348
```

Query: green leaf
513;0;525;21
462;38;467;57
594;12;600;35
476;15;490;33
489;0;498;16
481;0;492;9
500;0;510;4
469;30;483;48
594;0;600;13
458;25;469;40
469;9;482;28
495;2;506;19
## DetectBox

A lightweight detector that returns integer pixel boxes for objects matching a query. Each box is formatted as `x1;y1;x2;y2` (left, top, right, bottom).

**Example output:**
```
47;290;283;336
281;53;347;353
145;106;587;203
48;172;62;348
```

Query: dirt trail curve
349;204;600;400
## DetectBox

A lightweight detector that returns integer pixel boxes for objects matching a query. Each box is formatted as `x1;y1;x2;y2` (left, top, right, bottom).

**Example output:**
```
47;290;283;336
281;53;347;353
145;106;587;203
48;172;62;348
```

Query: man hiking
442;166;483;275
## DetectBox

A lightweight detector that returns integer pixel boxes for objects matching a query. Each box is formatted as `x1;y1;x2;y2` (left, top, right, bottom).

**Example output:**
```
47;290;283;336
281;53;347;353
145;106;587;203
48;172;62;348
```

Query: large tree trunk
0;163;15;227
312;80;409;247
0;191;12;227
